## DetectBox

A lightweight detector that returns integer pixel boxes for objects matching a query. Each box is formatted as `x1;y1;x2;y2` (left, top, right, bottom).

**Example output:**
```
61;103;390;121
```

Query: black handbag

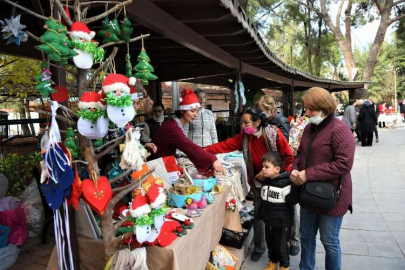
299;131;343;210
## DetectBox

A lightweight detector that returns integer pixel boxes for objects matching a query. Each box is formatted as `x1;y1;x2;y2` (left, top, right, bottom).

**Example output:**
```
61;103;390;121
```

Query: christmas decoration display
0;14;28;45
133;46;157;85
69;21;104;69
233;81;246;113
51;86;69;102
82;175;112;216
35;61;55;97
120;128;147;171
97;17;121;44
102;74;136;127
125;53;132;78
129;192;153;244
77;92;109;139
120;17;133;43
63;127;80;158
67;171;82;210
39;18;77;64
147;184;167;229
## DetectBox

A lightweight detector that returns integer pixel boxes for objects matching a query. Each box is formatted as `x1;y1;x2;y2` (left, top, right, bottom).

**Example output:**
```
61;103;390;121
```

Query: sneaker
289;245;300;256
376;138;379;142
264;261;278;270
250;250;264;262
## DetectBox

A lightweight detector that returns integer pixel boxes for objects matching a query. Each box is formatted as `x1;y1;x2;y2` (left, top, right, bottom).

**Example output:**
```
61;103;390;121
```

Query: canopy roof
0;0;364;92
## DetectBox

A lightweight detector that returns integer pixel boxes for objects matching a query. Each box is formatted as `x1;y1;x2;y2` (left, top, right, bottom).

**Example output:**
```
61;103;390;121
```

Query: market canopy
0;0;365;94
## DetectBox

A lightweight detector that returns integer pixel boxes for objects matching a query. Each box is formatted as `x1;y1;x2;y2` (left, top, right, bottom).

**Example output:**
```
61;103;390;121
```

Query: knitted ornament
77;92;109;139
69;22;104;69
35;62;55;97
178;89;201;111
102;74;136;127
97;17;121;44
133;49;157;85
120;17;133;43
39;18;77;64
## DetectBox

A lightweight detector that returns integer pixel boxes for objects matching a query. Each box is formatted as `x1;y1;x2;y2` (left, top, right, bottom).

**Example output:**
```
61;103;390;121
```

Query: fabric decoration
51;86;69;103
82;176;112;216
97;17;121;44
120;17;133;43
71;39;104;62
63;127;79;158
104;92;133;107
77;92;108;139
125;53;132;78
77;108;107;122
133;48;157;85
178;89;201;111
67;171;82;210
0;14;28;45
120;128;146;171
35;62;55;97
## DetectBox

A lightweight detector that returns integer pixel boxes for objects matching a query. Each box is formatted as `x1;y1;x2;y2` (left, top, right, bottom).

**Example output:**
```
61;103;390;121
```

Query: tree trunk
19;100;31;136
304;5;313;74
314;17;323;76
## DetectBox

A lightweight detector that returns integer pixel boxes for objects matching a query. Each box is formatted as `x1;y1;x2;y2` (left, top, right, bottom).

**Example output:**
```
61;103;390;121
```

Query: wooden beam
155;63;233;82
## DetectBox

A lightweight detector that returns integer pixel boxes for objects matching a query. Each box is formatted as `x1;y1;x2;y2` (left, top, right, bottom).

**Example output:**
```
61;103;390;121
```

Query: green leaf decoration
105;92;133;107
71;39;105;62
77;108;107;122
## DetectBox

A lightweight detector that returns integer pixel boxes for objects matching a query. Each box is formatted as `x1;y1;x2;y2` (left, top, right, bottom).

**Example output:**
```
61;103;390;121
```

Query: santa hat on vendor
147;184;166;209
69;22;95;41
78;91;105;109
102;74;136;95
178;89;200;110
129;193;151;218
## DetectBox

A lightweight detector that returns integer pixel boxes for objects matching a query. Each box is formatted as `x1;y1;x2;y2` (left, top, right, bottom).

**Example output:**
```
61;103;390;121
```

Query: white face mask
264;112;271;118
308;112;324;125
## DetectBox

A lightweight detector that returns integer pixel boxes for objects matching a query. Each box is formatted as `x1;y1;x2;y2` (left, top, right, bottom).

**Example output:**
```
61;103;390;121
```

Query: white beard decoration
72;49;93;69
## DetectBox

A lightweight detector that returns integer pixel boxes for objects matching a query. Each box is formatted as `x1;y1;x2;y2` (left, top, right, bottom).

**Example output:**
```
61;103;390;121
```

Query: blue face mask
308;112;324;125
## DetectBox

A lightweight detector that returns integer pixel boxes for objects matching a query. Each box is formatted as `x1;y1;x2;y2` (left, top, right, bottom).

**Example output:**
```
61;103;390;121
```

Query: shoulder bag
299;131;343;210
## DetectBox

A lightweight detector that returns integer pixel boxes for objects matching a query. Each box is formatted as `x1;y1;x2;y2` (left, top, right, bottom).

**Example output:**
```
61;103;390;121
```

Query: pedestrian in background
358;100;378;147
342;98;357;133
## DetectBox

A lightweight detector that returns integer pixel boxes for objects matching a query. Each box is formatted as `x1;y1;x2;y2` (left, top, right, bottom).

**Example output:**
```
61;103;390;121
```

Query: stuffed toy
77;92;109;139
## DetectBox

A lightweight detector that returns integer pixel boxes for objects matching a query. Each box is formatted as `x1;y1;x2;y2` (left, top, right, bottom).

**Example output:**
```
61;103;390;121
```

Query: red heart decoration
51;86;69;102
82;176;112;216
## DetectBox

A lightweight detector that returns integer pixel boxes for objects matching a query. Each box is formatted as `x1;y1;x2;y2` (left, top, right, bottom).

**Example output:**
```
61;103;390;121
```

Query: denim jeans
299;207;343;270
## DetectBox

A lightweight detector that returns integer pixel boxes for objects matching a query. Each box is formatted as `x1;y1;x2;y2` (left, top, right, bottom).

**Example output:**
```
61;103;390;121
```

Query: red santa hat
102;74;136;94
69;22;95;41
129;85;139;101
178;89;200;111
148;184;166;209
129;193;151;218
78;92;105;109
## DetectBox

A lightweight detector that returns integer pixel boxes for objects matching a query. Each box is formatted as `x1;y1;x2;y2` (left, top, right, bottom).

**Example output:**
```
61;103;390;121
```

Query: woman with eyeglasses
205;106;293;262
141;102;167;144
149;89;224;173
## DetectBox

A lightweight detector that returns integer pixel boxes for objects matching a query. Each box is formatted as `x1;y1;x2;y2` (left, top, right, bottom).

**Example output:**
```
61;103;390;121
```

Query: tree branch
297;0;323;17
80;47;119;91
54;0;73;26
74;0;81;22
114;231;134;246
3;0;48;21
388;13;405;25
99;34;150;49
54;101;79;118
109;168;132;184
72;160;89;165
114;216;131;230
47;62;78;76
373;0;383;14
82;0;132;24
26;31;41;43
81;1;123;5
336;0;345;30
95;134;125;151
95;135;123;160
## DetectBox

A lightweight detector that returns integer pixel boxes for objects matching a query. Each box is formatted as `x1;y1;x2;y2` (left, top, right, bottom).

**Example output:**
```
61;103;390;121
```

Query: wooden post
290;83;295;116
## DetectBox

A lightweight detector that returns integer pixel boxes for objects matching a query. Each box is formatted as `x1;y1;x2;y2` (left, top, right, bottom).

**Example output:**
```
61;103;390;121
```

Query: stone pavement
242;123;405;270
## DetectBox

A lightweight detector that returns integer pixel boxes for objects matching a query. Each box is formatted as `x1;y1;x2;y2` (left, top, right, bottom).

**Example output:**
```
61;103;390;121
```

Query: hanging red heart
51;86;69;102
82;176;112;216
68;171;82;210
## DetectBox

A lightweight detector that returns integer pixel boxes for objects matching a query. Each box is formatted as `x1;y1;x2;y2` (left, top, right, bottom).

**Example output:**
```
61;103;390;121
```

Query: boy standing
260;152;299;270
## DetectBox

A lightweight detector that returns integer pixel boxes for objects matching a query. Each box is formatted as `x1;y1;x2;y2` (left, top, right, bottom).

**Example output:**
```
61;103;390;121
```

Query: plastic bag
0;197;28;246
21;181;45;237
0;244;20;270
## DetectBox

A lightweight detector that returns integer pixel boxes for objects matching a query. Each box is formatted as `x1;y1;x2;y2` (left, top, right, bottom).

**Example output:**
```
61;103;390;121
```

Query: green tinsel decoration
135;215;154;226
150;204;168;218
71;39;105;62
77;108;107;122
105;92;133;107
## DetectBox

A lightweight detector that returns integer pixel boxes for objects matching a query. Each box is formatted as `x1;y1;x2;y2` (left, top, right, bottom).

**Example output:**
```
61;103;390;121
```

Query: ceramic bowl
193;177;217;192
167;191;203;208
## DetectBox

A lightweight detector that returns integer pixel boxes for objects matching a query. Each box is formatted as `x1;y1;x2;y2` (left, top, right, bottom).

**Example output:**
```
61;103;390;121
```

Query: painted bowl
193;177;217;192
167;191;203;208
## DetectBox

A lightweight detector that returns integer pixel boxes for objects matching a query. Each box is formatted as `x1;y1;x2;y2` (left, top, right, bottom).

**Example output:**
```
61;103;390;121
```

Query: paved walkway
243;124;405;270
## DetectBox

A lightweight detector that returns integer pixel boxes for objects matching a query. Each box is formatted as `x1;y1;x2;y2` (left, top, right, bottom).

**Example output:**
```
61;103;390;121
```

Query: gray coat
184;109;218;147
342;105;357;130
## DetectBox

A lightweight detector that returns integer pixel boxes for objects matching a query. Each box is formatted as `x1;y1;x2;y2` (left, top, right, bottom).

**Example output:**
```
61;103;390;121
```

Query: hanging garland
77;108;108;122
71;39;105;62
233;81;246;113
104;92;133;107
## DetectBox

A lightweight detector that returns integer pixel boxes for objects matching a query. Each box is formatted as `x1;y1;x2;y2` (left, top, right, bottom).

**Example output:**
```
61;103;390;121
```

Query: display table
47;187;229;270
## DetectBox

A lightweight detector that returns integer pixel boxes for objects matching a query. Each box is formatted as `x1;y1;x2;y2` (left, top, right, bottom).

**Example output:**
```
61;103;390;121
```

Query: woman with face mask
205;106;293;262
290;87;355;270
149;89;224;173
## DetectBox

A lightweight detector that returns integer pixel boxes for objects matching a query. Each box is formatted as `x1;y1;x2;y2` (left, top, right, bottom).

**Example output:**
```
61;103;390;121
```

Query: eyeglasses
153;110;163;113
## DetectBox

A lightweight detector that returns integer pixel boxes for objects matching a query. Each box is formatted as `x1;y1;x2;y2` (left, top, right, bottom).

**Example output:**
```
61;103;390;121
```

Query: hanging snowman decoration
148;184;167;230
129;192;153;244
102;74;136;128
69;22;104;69
77;92;109;139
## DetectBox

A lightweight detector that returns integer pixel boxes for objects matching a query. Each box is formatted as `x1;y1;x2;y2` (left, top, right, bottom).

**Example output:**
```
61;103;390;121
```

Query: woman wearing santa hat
149;89;224;173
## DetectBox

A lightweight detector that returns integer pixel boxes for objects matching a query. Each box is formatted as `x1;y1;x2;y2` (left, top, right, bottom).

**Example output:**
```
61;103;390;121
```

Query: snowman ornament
102;74;136;128
129;192;152;244
77;92;109;139
148;184;167;230
69;22;96;69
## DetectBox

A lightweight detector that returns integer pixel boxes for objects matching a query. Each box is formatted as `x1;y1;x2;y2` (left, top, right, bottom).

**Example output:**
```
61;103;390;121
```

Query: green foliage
0;152;41;197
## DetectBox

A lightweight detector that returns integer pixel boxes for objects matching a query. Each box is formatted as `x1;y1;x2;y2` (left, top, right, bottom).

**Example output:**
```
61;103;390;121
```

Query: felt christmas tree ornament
97;17;121;44
35;62;55;97
67;171;82;210
102;74;136;127
39;18;77;64
120;17;133;43
133;47;157;85
69;22;104;69
77;92;109;139
82;175;112;216
63;127;79;158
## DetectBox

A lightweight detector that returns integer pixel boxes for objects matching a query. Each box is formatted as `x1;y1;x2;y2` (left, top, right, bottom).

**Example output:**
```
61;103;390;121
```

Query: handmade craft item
98;17;121;44
133;43;157;85
120;128;146;171
67;171;82;210
63;127;79;158
129;192;153;243
35;62;55;97
0;14;28;45
120;17;133;43
147;184;167;229
51;86;69;103
82;175;112;216
77;92;109;139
